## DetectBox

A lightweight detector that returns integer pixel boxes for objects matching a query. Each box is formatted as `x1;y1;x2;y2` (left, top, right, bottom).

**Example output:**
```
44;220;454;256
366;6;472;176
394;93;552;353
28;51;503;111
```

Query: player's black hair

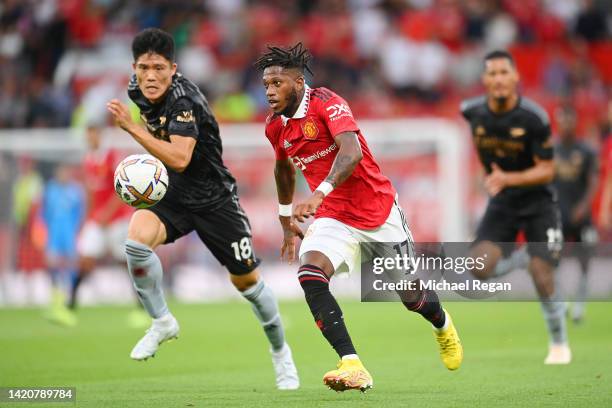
253;42;313;76
484;49;515;66
132;28;175;62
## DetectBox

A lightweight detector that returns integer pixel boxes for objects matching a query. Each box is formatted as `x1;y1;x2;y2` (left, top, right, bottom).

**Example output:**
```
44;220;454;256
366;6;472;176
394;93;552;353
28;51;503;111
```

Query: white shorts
77;220;129;260
299;198;414;274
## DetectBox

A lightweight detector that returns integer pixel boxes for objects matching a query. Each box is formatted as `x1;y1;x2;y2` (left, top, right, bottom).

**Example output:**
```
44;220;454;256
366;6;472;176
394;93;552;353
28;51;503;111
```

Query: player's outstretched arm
293;132;362;223
107;99;196;172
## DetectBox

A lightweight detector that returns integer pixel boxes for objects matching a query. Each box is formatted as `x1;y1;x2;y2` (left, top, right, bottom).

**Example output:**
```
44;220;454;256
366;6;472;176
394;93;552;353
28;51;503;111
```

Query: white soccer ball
114;154;168;208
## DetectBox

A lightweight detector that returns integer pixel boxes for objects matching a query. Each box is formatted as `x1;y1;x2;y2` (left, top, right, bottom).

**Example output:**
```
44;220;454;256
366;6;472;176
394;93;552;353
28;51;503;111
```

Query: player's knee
299;251;334;277
469;242;502;279
78;256;96;274
471;265;492;280
127;210;165;248
231;270;260;292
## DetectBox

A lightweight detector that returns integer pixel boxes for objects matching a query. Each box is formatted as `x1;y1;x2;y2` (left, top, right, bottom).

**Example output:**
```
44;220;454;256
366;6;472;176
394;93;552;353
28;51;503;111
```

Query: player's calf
125;239;168;319
469;241;504;279
298;264;357;358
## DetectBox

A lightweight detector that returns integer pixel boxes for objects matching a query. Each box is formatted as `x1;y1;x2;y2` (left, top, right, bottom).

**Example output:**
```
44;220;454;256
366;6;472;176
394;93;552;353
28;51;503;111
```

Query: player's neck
285;88;305;118
561;136;575;146
487;93;518;114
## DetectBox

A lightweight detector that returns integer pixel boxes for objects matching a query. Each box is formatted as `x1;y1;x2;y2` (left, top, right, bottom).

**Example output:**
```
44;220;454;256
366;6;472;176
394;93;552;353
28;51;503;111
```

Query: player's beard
280;88;300;117
494;96;508;107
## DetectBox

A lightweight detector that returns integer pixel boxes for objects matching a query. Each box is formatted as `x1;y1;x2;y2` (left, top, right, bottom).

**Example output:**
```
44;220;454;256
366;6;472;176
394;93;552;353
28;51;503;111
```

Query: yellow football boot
434;309;463;370
323;358;373;392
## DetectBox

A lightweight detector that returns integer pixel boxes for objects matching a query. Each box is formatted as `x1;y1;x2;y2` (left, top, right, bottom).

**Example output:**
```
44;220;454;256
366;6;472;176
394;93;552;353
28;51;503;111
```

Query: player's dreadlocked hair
254;42;313;76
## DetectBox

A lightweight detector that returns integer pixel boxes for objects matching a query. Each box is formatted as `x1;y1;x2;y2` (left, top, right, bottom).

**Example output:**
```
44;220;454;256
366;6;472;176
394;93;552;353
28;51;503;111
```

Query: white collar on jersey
281;84;311;125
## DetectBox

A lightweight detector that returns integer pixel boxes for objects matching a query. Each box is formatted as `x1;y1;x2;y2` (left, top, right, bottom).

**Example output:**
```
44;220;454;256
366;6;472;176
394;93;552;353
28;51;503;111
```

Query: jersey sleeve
264;117;288;160
168;97;199;138
530;119;553;160
320;94;359;137
459;102;472;120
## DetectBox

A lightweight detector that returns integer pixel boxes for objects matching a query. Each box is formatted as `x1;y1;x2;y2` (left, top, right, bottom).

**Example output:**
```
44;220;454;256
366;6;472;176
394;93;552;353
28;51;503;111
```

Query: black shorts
475;193;563;264
149;195;260;275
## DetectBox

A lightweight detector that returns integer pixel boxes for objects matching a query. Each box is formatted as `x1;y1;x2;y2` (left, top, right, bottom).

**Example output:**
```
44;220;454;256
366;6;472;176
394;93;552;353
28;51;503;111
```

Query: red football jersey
265;86;396;229
83;149;132;223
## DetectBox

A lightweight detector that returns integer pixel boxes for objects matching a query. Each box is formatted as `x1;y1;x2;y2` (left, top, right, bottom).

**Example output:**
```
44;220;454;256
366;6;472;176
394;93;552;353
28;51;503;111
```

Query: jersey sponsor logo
302;118;319;140
326;103;352;121
291;143;337;170
477;137;525;158
510;127;525;138
291;156;306;170
176;110;194;123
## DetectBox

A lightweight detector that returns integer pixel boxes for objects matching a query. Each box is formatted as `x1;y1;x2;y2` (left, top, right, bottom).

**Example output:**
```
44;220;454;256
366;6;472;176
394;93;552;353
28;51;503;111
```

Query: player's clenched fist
484;163;508;196
107;99;135;132
293;192;324;223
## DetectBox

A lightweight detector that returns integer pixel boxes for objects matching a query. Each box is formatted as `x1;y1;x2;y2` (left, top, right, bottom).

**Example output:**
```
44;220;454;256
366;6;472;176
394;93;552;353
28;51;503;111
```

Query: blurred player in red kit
70;126;146;325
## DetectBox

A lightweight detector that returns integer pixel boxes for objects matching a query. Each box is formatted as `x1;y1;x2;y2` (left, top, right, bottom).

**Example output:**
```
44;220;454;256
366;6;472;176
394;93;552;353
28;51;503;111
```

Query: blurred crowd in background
0;0;611;137
1;0;612;305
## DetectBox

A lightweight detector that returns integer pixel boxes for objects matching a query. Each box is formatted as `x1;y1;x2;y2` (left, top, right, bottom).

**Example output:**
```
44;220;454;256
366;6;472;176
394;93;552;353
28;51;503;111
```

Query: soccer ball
114;154;168;208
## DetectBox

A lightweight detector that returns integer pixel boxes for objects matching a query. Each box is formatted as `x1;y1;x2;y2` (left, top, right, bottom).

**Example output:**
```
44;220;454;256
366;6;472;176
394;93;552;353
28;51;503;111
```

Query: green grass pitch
1;301;610;407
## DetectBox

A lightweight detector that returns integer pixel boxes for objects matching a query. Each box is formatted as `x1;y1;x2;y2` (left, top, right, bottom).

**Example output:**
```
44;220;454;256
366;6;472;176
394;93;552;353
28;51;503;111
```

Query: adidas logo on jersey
284;139;292;149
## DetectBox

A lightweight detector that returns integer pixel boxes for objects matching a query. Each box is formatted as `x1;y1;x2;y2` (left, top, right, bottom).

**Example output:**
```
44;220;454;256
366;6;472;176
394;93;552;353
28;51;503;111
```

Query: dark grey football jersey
461;95;555;200
128;73;236;210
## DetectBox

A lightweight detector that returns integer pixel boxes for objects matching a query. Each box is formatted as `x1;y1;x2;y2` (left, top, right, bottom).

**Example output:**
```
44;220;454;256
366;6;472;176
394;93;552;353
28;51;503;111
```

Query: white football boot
544;343;572;365
270;343;300;390
130;313;179;361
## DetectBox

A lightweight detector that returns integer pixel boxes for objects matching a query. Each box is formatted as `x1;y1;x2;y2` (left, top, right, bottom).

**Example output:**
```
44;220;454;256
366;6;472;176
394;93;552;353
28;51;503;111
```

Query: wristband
315;181;334;197
279;203;292;217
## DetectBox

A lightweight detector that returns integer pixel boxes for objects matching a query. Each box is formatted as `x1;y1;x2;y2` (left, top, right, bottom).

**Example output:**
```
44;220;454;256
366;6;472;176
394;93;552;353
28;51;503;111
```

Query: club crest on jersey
510;127;525;138
176;110;194;123
302;118;319;140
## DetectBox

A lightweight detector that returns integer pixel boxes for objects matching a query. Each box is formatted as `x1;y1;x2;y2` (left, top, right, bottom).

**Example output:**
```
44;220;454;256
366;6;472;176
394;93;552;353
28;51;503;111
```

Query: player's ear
295;75;305;91
171;62;177;76
513;66;520;83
